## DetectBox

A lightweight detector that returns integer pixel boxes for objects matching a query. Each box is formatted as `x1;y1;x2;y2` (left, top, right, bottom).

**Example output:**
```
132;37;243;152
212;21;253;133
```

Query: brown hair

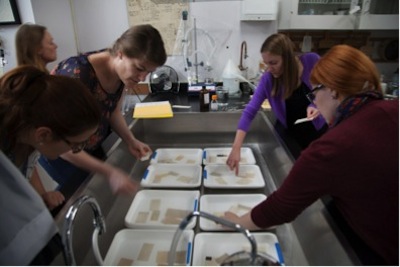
109;24;167;66
15;23;48;72
310;45;382;96
260;33;298;99
0;65;101;161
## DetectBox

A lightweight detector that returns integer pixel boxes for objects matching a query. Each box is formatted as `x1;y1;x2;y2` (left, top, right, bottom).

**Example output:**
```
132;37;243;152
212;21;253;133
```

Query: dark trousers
30;234;62;266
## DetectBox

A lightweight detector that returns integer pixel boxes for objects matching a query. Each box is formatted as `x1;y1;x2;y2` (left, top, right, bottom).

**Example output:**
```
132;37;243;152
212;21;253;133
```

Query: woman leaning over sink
222;44;399;265
38;24;167;197
0;66;101;265
227;33;328;175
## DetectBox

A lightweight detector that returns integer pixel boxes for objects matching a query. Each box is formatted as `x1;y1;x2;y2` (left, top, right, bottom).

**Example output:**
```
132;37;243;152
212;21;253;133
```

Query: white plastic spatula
294;117;314;125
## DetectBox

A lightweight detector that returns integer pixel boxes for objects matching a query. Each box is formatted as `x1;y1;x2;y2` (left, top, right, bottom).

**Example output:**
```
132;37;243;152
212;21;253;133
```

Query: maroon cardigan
251;99;399;264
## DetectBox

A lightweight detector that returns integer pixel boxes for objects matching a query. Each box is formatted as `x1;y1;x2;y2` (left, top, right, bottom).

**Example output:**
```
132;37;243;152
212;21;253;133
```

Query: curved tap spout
168;210;281;266
239;41;248;71
62;195;106;266
168;210;258;265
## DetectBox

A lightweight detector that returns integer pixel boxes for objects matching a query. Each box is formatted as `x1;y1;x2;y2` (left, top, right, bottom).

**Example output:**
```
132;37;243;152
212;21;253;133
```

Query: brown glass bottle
199;86;210;112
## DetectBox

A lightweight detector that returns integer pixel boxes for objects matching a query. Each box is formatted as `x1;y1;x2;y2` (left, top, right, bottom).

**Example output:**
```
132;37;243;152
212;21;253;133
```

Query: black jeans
30;234;62;266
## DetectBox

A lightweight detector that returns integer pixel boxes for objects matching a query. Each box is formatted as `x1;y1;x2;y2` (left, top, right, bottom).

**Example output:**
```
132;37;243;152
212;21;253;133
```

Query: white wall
0;0;34;73
31;0;77;71
0;0;76;73
1;0;397;81
169;1;277;82
70;0;129;53
3;0;278;82
69;0;277;83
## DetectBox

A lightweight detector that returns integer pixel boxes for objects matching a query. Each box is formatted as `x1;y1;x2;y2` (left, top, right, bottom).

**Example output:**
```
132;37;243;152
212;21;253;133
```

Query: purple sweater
251;99;399;264
238;52;326;131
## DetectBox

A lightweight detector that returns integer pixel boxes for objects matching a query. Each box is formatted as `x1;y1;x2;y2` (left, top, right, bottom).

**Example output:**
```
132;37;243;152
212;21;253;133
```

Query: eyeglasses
60;135;89;153
306;84;325;103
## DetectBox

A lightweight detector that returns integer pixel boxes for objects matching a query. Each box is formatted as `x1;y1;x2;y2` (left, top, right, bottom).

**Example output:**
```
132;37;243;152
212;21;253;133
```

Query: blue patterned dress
39;50;124;188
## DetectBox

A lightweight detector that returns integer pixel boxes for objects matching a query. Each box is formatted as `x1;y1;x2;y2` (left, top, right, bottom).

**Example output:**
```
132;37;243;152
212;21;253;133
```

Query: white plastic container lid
150;148;203;165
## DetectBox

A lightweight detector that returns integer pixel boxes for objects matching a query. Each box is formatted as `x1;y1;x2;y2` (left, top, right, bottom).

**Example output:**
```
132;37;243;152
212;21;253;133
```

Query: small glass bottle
199;86;210;112
210;94;219;112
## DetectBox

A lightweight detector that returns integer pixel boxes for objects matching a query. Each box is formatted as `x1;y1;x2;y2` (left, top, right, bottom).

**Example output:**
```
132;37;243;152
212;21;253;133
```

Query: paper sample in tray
104;229;194;266
199;194;266;231
203;164;265;189
125;189;199;229
141;164;202;188
192;232;284;266
133;101;173;119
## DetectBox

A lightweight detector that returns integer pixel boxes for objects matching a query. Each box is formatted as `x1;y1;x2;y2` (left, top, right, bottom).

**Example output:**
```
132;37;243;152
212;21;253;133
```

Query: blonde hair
15;23;48;72
310;45;382;96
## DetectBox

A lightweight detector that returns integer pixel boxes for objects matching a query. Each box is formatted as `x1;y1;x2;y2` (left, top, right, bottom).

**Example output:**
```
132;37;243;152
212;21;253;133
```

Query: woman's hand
222;211;241;223
220;211;260;231
41;191;65;210
108;168;140;195
307;106;320;119
226;146;241;175
127;138;152;160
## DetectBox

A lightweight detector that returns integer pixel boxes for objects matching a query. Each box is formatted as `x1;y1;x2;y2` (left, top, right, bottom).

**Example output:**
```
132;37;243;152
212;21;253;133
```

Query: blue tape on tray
151;151;157;159
202;150;207;164
193;199;198;211
186;242;192;265
142;169;149;180
275;242;284;264
203;169;207;180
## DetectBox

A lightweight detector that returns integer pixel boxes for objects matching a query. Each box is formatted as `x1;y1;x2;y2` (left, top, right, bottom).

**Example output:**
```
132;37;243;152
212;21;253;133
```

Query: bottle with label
199;86;210;112
210;94;219;112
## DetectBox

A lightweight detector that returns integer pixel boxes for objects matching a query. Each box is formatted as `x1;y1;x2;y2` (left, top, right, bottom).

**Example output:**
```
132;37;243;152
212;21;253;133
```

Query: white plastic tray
203;164;265;189
125;189;200;229
104;229;194;266
150;148;203;165
203;147;256;165
199;194;267;231
141;164;202;188
192;232;284;266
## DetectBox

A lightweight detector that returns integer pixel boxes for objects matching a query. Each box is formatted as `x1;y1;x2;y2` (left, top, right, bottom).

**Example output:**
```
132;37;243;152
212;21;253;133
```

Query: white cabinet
358;0;399;30
278;0;399;30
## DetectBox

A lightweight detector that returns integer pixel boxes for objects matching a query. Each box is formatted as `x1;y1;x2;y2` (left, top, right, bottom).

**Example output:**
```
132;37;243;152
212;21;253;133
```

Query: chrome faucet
238;41;248;71
62;195;106;266
168;211;281;266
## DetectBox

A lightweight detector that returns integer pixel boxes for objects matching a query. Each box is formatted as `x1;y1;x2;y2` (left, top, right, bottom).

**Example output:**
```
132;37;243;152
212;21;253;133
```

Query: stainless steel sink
52;111;359;265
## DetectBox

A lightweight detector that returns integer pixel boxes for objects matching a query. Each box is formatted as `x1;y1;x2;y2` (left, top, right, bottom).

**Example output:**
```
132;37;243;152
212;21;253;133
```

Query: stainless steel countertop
51;110;360;266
